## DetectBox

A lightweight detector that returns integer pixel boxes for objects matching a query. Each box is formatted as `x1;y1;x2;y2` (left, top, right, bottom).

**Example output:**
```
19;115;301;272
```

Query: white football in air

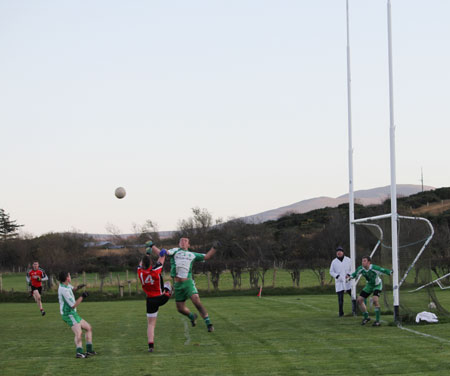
115;187;126;199
428;302;436;310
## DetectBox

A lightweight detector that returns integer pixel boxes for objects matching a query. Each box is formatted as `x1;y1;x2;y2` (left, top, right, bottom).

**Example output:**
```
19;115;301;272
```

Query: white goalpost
345;0;435;322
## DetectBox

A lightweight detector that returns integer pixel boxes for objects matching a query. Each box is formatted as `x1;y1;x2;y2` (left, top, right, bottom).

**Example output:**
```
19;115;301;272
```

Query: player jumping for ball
138;252;172;352
347;256;392;326
147;237;218;332
58;271;95;358
26;261;49;316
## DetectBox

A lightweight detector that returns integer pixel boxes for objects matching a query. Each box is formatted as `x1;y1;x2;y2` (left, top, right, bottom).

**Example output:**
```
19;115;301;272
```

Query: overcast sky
1;0;449;236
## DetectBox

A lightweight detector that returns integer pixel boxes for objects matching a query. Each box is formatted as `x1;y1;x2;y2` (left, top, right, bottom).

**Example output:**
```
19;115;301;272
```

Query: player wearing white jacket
329;246;352;317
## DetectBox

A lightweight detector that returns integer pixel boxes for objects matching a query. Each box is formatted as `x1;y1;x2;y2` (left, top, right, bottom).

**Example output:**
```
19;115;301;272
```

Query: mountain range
92;184;434;240
240;184;434;224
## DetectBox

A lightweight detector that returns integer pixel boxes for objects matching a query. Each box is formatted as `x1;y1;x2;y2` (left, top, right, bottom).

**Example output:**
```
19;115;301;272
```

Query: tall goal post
345;0;357;315
387;0;400;322
346;0;402;322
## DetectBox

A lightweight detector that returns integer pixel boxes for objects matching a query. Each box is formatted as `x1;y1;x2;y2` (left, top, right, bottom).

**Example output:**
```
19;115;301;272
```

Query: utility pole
421;167;424;192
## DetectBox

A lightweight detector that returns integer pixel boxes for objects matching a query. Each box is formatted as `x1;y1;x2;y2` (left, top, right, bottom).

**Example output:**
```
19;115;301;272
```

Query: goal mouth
352;214;449;321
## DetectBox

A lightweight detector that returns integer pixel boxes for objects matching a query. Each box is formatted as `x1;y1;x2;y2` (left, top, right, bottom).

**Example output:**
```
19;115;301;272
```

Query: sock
76;347;83;354
188;312;195;321
86;343;93;352
375;307;380;321
148;342;154;350
363;311;369;319
204;316;211;326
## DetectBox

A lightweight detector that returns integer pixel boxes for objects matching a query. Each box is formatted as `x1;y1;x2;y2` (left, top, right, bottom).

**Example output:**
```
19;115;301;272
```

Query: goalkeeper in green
347;256;392;326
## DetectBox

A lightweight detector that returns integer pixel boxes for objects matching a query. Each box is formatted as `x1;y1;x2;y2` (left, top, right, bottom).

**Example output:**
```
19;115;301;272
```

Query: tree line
1;187;450;291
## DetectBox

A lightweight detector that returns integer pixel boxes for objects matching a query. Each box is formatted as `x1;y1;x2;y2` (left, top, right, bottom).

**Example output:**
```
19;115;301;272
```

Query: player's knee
83;322;92;332
357;296;364;304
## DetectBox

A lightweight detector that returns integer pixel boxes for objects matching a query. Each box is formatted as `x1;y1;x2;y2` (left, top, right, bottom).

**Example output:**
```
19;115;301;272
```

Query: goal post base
394;305;400;323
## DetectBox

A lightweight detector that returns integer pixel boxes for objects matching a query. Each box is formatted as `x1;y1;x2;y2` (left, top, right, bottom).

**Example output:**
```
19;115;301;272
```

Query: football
115;187;126;199
428;301;436;310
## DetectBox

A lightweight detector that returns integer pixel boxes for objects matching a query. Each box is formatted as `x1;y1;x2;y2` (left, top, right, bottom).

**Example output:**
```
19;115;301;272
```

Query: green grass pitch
1;295;450;375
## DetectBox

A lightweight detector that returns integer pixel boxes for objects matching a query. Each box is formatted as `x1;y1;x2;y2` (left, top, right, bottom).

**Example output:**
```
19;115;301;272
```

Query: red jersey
26;268;47;288
138;262;164;298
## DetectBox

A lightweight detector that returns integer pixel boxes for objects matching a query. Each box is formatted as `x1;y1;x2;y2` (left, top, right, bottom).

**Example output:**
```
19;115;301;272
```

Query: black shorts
31;286;42;295
146;294;169;315
359;289;381;299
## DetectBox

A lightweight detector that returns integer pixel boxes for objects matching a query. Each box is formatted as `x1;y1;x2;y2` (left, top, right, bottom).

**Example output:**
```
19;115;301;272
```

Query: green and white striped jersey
166;248;205;279
351;264;392;288
58;283;77;316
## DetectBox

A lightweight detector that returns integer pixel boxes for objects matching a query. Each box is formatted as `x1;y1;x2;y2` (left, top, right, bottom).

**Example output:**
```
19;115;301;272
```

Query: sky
1;0;449;236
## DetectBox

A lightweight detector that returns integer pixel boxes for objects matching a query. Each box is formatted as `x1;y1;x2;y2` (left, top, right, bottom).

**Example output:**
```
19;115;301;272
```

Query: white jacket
329;256;352;292
415;311;438;323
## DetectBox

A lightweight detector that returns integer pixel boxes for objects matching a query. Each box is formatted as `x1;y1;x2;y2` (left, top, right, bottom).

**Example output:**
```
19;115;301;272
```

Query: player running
58;271;96;358
138;252;172;352
26;261;49;316
347;256;392;326
147;237;218;332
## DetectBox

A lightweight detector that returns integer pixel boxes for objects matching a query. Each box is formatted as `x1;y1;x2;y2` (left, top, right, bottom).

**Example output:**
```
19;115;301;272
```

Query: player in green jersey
58;271;96;358
147;237;218;332
347;256;392;327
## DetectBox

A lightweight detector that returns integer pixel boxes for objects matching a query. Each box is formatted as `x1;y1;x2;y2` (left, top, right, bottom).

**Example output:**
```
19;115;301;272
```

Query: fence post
117;274;123;297
110;272;113;284
83;271;86;292
94;274;98;288
272;262;277;288
128;280;131;296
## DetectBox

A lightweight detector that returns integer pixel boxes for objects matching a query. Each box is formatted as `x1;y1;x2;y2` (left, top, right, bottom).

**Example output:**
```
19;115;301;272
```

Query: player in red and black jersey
26;261;49;316
138;249;172;352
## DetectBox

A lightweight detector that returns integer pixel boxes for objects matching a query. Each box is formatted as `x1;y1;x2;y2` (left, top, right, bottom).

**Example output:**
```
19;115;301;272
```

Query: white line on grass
183;319;191;345
397;323;450;344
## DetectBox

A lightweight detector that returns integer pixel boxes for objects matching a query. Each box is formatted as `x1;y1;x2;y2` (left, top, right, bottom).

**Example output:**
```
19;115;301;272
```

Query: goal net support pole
397;216;434;289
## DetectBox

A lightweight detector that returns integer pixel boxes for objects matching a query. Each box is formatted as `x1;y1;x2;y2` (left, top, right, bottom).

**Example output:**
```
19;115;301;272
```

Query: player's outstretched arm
145;240;161;257
157;249;167;264
204;241;220;260
72;292;89;309
73;284;86;292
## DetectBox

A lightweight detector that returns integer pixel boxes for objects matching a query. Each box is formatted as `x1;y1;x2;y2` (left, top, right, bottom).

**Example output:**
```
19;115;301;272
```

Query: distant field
1;266;441;295
1;295;450;375
0;269;331;293
411;199;450;216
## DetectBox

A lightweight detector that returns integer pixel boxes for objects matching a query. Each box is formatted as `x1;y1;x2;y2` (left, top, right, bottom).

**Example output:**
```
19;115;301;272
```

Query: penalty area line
397;323;450;344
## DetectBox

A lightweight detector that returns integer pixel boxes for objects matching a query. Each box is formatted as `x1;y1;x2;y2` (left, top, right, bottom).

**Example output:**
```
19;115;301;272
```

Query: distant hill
241;184;434;224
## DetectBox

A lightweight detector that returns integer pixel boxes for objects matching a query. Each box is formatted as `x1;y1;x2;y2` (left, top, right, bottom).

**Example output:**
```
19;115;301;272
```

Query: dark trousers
337;290;351;316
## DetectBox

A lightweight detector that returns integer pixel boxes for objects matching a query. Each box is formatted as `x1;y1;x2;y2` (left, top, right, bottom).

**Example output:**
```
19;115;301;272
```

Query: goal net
353;215;449;322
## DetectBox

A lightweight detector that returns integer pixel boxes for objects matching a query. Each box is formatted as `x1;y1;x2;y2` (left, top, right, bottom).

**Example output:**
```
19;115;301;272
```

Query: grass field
1;294;450;375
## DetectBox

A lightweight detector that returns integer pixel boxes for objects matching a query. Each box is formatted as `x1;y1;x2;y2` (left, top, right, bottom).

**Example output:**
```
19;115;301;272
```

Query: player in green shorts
58;271;96;358
347;256;392;327
147;237;218;332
